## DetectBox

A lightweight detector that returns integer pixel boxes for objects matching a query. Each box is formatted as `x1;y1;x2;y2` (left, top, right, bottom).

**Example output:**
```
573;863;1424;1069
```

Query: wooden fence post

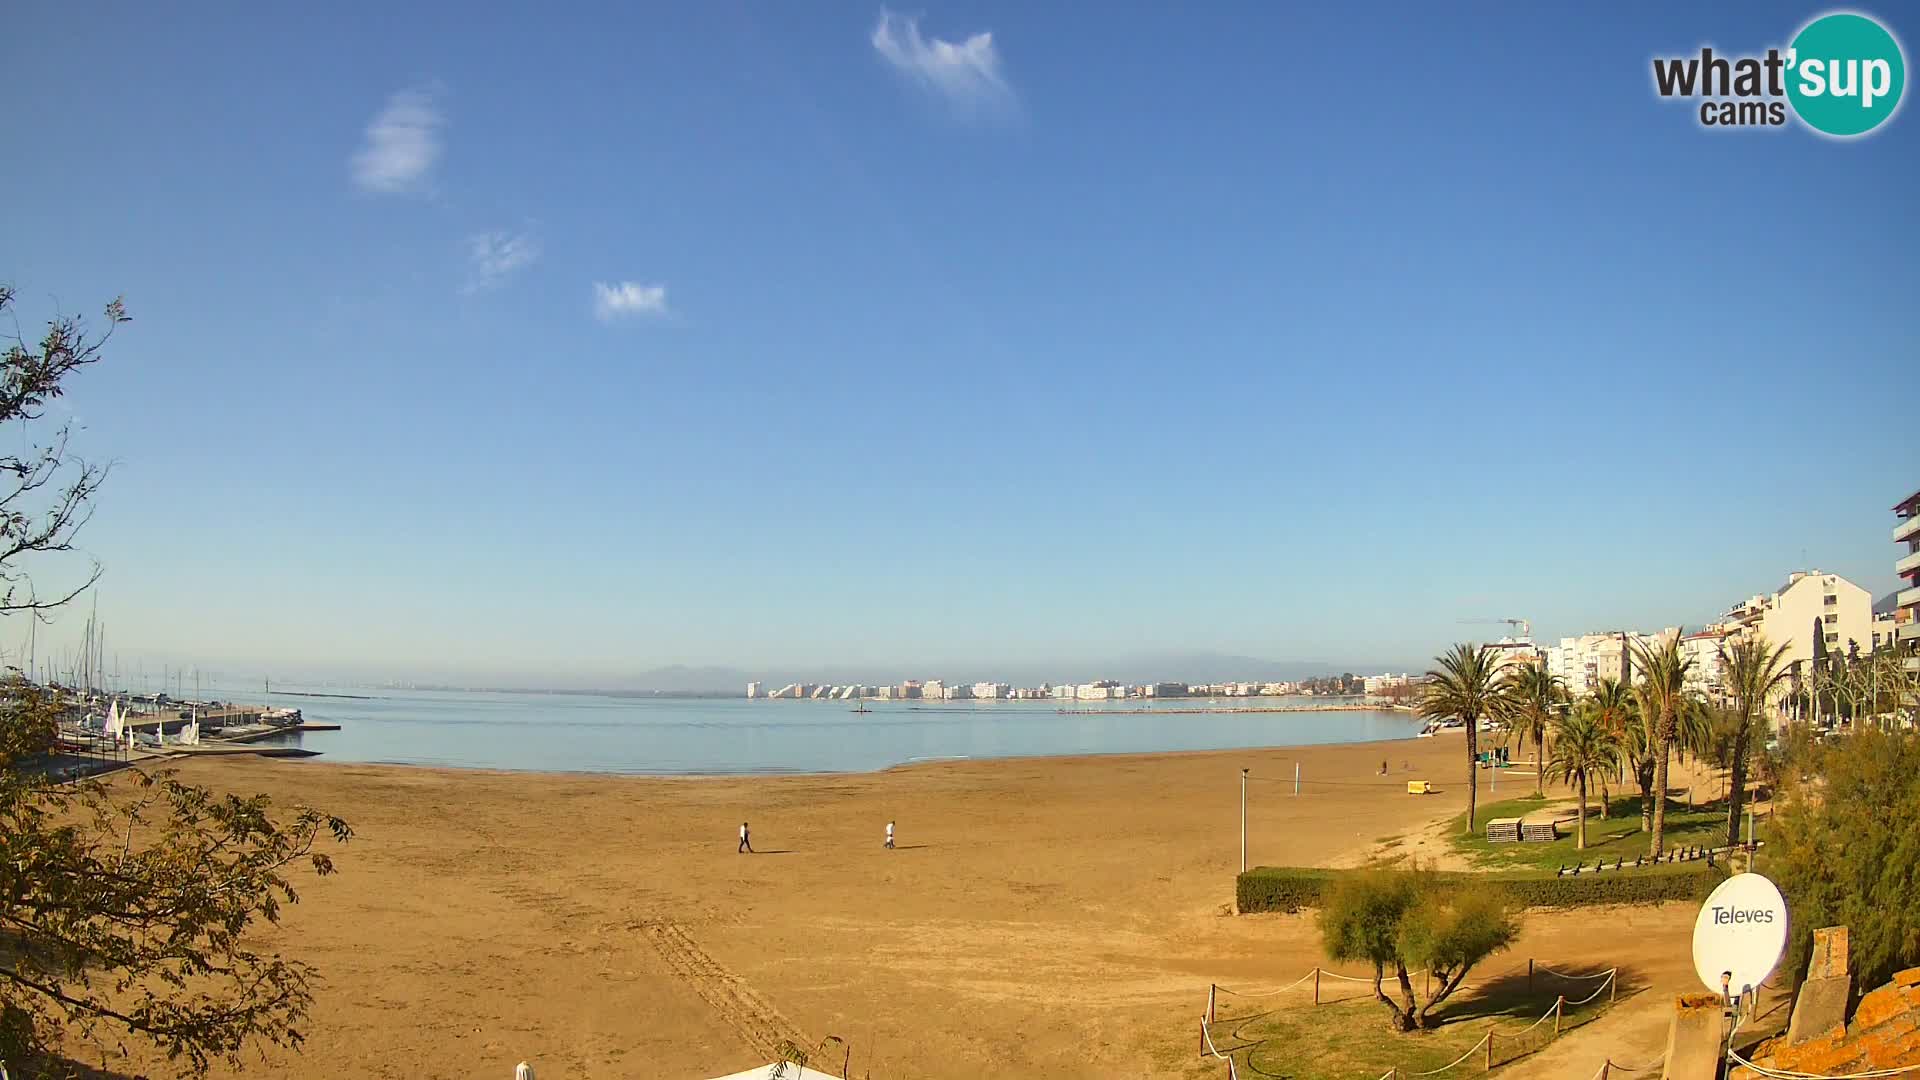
1554;996;1564;1036
1528;958;1534;993
1610;973;1617;1005
1313;968;1321;1005
1485;1033;1494;1071
1208;984;1216;1024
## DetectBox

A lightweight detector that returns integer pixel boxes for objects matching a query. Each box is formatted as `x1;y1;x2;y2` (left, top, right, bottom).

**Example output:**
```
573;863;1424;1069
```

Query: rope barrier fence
1587;1053;1669;1079
1203;964;1625;1077
1198;1014;1239;1080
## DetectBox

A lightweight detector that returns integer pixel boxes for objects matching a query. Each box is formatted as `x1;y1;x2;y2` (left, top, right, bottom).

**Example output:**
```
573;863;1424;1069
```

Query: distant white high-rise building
746;681;762;699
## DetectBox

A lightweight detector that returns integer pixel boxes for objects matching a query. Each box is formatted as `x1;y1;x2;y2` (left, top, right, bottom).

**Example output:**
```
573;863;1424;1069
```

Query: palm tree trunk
1576;775;1588;849
1598;772;1611;819
1725;727;1749;847
1464;717;1479;834
1535;721;1546;796
1650;739;1671;857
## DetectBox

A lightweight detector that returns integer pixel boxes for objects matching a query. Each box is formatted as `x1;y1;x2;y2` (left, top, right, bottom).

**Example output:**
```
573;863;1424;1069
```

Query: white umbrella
515;1064;535;1080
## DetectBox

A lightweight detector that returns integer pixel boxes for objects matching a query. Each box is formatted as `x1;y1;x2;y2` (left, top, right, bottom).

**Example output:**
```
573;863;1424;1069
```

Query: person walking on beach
885;820;895;850
738;821;753;854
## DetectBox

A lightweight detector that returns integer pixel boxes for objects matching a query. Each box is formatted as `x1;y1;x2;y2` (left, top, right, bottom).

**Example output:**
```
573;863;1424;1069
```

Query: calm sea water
204;685;1422;775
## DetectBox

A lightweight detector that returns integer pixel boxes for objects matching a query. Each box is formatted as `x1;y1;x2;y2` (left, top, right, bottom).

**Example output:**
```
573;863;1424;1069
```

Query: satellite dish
1692;873;1789;998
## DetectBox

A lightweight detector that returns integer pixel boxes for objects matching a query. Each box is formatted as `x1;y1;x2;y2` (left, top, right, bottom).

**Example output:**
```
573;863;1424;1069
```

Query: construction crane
1458;617;1532;640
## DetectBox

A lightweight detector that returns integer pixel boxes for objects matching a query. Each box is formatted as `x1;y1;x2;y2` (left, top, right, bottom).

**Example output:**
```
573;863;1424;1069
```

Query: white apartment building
1872;611;1901;654
1679;628;1732;700
1485;638;1545;682
972;682;1009;700
745;681;761;699
922;680;945;701
1720;570;1874;671
1362;673;1409;694
1544;629;1677;697
1896;488;1920;672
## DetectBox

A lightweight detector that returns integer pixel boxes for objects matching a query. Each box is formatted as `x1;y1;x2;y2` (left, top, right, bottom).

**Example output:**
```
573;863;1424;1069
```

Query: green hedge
1237;862;1724;913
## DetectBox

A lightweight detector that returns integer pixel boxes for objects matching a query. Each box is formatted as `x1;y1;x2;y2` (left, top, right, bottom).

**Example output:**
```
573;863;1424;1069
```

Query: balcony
1897;515;1920;544
1901;586;1920;612
1900;548;1920;577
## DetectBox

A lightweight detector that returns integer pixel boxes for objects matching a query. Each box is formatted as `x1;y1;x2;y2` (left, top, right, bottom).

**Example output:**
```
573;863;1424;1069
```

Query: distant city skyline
3;3;1913;682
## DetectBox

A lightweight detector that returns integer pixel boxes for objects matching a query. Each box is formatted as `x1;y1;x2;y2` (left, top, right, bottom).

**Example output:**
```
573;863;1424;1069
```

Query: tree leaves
0;682;352;1077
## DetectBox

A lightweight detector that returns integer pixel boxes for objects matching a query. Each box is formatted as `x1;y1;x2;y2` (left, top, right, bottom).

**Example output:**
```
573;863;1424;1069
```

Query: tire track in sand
639;919;807;1060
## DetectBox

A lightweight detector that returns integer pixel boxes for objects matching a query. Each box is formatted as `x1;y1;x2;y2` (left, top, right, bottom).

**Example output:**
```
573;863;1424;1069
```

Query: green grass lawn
1447;792;1748;871
1207;967;1618;1080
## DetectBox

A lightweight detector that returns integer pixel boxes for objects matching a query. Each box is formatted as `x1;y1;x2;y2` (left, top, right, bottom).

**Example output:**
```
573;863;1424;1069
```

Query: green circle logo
1787;12;1906;136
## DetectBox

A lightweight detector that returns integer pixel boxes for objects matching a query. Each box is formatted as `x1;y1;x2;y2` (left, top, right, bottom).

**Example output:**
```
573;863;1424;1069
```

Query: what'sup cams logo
1653;11;1906;136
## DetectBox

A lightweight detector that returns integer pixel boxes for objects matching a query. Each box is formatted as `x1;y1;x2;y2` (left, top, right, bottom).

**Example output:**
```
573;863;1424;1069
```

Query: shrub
1238;862;1722;914
1315;868;1519;1031
1769;728;1920;992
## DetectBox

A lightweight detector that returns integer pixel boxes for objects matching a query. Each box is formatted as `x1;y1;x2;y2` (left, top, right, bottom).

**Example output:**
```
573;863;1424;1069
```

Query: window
1824;595;1838;605
1825;633;1839;644
1825;613;1838;624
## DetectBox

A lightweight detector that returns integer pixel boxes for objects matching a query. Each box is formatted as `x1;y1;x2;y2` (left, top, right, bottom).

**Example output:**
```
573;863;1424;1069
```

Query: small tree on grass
1402;886;1519;1029
1317;869;1518;1032
1318;870;1420;1031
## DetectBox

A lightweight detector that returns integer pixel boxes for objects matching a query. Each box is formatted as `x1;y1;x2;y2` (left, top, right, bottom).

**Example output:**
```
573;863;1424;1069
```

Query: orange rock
1892;966;1920;988
1853;986;1909;1031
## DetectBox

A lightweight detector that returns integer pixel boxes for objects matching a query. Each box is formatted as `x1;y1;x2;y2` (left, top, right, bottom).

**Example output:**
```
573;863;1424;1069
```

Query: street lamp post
1240;768;1249;873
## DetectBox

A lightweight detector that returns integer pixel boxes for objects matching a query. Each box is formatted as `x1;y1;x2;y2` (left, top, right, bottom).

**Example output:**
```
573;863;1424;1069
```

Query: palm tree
1493;664;1564;796
1623;695;1659;834
1586;677;1635;818
1631;634;1694;858
1547;708;1621;849
1419;643;1502;834
1717;634;1792;846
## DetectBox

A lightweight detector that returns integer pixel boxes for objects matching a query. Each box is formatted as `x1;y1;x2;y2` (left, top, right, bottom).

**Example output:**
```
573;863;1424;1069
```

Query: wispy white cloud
593;281;669;321
350;87;444;194
464;231;540;292
870;9;1013;110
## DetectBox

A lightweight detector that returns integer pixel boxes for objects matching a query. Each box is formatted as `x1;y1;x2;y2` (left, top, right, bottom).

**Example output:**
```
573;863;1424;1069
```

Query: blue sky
2;3;1915;686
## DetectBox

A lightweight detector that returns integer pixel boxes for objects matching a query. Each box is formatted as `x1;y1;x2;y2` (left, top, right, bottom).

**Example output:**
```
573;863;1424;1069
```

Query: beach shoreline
254;728;1459;783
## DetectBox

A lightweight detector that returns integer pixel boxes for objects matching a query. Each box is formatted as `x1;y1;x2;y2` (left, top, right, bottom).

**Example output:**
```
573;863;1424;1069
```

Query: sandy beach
79;735;1726;1080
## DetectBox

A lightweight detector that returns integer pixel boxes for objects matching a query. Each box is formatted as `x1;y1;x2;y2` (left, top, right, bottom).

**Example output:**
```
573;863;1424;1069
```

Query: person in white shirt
738;821;753;854
885;820;895;850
